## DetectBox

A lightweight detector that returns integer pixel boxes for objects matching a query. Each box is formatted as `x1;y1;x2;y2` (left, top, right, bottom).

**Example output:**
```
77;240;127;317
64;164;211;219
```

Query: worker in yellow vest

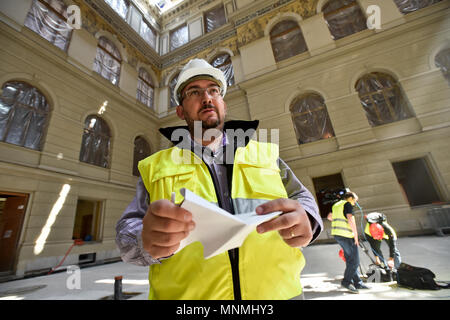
331;191;369;293
115;58;322;300
364;212;402;270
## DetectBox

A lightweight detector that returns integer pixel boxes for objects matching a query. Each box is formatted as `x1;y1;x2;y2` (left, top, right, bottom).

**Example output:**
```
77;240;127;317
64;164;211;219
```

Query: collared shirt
115;133;322;266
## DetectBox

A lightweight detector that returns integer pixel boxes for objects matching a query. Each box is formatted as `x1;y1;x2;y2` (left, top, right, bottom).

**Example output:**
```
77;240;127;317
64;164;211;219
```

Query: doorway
392;157;444;206
72;199;102;242
0;192;29;273
313;174;346;218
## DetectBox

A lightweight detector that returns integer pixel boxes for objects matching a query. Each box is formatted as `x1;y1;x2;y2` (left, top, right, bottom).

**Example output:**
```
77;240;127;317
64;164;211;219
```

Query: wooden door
0;194;28;273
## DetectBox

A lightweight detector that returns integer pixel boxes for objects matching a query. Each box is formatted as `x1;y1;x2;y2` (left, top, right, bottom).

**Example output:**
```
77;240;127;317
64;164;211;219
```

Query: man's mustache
199;104;217;113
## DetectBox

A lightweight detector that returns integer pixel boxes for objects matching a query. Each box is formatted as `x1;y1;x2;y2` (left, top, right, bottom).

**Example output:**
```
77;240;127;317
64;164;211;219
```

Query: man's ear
176;105;185;120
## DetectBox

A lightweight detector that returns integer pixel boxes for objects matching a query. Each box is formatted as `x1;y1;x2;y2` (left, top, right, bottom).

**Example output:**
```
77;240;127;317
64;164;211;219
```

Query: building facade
0;0;449;278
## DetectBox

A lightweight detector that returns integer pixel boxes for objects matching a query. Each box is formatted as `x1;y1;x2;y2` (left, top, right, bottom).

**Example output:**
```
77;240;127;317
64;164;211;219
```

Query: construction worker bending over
331;191;369;293
364;212;402;270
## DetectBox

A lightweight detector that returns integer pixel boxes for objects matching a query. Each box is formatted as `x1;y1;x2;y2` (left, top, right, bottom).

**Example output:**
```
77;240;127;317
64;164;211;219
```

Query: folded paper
177;188;280;259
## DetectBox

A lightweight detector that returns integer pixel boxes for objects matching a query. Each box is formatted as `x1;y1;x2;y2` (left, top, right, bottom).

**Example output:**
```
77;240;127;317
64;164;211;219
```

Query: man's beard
186;104;224;133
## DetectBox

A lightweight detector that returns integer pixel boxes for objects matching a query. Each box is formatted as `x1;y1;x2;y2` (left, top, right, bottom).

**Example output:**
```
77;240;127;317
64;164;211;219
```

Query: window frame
93;36;122;86
435;47;450;85
290;93;335;145
269;20;308;62
322;0;368;41
137;68;155;109
24;0;73;52
355;72;414;127
105;0;130;20
0;81;51;151
169;24;189;51
204;4;227;34
79;115;112;168
132;136;151;177
393;0;443;15
169;72;180;109
210;53;235;87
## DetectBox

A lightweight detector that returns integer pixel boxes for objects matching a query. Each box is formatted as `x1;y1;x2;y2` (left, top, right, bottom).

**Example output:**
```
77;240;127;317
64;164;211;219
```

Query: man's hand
388;257;395;269
142;199;195;259
255;199;313;248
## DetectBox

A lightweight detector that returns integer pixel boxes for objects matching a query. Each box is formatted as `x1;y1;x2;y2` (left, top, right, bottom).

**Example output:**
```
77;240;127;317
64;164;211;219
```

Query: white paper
177;188;281;259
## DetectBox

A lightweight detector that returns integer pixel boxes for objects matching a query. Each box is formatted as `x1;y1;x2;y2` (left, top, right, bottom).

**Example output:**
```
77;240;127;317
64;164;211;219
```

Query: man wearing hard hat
116;58;322;299
331;191;368;293
364;212;402;270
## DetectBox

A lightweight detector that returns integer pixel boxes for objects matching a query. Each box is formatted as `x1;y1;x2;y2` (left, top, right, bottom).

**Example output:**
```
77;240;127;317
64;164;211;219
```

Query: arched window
24;0;72;51
210;53;235;87
79;115;111;168
137;68;155;109
290;93;335;145
169;72;180;108
270;20;308;62
393;0;443;14
355;72;414;127
322;0;367;40
0;81;51;151
133;136;151;177
105;0;130;19
435;48;450;85
93;36;122;85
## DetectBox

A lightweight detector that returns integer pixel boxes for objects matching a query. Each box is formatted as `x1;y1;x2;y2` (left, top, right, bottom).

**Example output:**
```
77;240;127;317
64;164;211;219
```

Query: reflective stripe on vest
331;200;354;238
138;140;305;300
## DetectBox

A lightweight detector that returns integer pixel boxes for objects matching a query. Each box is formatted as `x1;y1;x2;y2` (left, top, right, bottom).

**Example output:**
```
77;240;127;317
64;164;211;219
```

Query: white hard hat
173;58;227;105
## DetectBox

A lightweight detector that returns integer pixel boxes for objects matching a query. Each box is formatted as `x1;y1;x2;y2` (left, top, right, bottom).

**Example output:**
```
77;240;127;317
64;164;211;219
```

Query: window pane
270;21;308;62
140;20;156;49
137;68;154;109
205;5;226;33
0;82;50;150
211;54;235;87
24;0;72;51
170;25;188;51
169;72;179;108
79;115;111;168
133;136;151;177
392;158;443;206
435;48;450;85
322;0;367;40
356;73;414;127
94;37;121;85
393;0;442;14
104;0;129;19
24;112;47;149
291;94;335;144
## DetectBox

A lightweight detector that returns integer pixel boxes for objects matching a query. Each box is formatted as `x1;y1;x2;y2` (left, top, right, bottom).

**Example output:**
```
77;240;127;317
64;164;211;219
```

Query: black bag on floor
396;263;442;290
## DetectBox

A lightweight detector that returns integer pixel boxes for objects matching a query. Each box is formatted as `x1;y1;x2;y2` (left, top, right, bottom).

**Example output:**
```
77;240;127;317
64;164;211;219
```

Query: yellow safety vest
138;140;305;300
331;200;354;238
